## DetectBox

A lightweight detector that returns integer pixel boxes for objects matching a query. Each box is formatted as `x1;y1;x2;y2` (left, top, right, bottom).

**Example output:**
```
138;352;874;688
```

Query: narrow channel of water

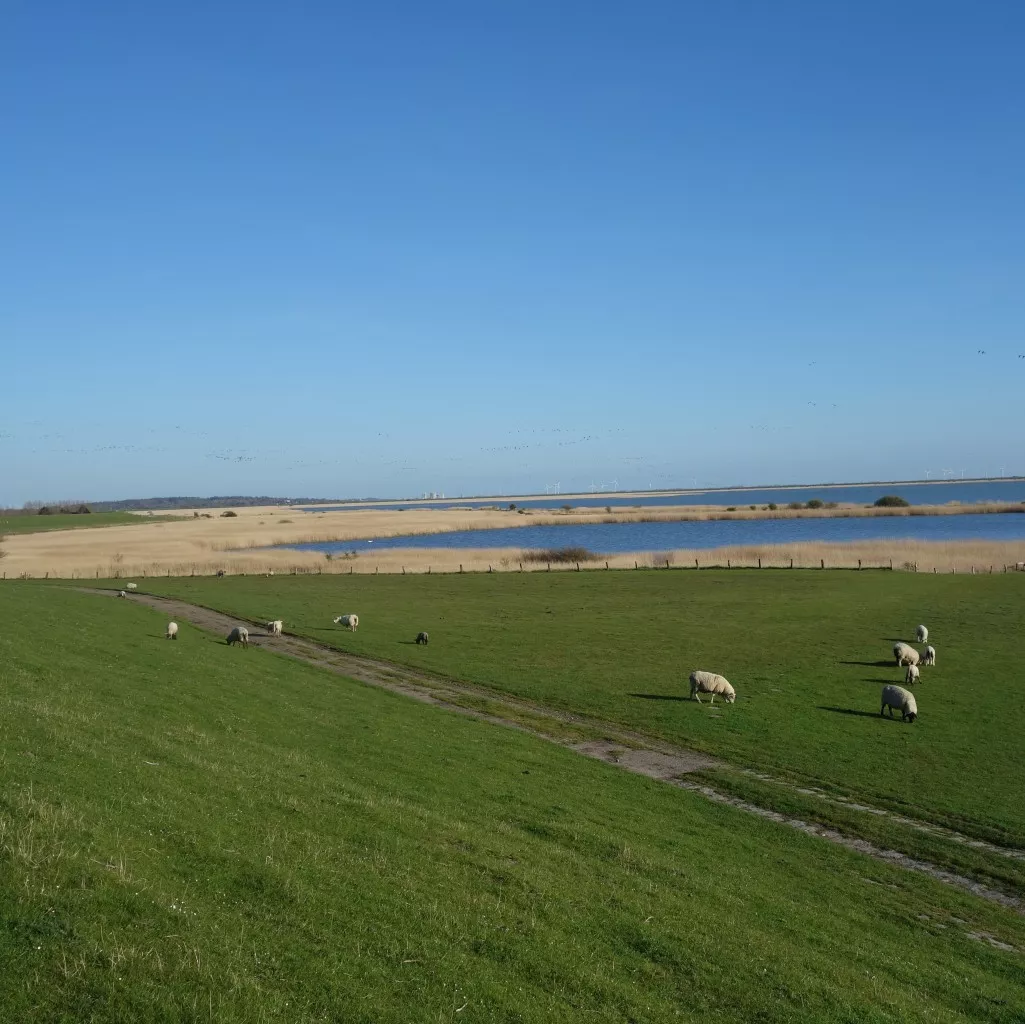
302;479;1025;513
280;511;1025;556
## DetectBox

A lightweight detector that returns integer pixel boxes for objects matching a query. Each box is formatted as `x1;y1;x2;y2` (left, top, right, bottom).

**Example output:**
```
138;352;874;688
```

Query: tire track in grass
87;587;1025;922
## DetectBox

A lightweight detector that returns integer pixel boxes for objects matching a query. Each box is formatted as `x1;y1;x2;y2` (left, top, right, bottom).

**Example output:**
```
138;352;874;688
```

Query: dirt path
89;588;1024;922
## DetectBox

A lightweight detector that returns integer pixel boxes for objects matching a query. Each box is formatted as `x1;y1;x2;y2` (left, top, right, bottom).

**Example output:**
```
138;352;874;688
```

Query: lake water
282;511;1025;556
303;479;1025;514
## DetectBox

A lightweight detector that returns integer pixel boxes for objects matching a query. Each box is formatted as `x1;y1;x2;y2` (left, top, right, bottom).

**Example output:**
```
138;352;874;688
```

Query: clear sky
3;1;1023;506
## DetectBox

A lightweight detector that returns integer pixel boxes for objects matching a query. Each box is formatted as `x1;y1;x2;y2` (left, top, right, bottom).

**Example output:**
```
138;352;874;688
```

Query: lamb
226;626;249;647
126;582;137;591
166;622;179;639
266;619;283;636
893;642;920;667
881;684;918;722
905;663;920;686
915;624;929;643
415;631;429;645
921;645;936;666
689;670;736;705
333;614;359;632
118;590;127;598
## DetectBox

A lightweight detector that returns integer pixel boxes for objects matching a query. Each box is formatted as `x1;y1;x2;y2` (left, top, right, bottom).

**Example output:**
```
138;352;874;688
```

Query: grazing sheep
881;684;918;723
126;582;137;591
266;619;283;636
893;642;920;667
922;645;936;666
118;590;127;598
333;614;359;632
905;663;920;686
226;626;249;647
415;631;429;645
915;624;929;643
689;670;736;705
166;622;179;640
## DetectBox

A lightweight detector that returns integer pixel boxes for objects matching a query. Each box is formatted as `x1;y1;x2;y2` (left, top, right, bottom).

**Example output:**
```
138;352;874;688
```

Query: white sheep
415;631;429;645
333;614;359;632
126;582;137;591
166;622;178;640
226;626;249;647
905;663;920;686
881;684;918;722
118;590;127;599
689;670;736;705
921;645;936;666
267;619;283;636
893;642;920;667
915;624;928;643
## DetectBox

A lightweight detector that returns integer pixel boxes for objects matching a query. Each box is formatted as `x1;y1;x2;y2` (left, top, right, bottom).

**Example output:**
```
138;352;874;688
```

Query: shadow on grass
628;693;689;702
818;706;885;719
862;677;901;685
840;660;896;667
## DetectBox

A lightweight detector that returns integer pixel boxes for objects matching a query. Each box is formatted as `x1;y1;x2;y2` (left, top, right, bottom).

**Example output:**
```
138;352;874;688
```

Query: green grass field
0;510;180;535
3;583;1025;1022
131;570;1025;850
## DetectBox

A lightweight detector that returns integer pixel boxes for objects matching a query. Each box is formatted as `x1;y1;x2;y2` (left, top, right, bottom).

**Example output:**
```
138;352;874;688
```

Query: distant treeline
91;496;351;512
7;496;356;514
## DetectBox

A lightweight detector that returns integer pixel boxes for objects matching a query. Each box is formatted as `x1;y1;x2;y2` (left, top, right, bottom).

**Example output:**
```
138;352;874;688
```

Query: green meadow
2;582;1024;1022
136;570;1025;849
0;510;179;535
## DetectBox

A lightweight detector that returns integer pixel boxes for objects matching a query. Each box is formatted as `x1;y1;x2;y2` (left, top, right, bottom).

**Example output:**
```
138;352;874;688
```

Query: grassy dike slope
1;584;1023;1021
135;570;1025;847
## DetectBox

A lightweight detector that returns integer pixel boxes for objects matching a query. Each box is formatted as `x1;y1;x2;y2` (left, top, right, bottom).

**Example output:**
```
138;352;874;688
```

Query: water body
282;511;1025;556
304;479;1025;514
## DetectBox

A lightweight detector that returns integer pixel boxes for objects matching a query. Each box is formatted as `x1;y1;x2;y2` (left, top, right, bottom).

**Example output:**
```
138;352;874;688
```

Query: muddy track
87;588;1024;922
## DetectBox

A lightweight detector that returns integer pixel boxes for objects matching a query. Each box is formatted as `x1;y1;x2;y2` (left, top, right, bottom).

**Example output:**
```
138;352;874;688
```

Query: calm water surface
282;511;1025;556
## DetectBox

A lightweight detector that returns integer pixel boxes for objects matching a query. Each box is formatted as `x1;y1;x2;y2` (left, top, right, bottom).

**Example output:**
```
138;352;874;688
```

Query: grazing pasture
134;570;1025;849
2;583;1024;1022
0;510;178;535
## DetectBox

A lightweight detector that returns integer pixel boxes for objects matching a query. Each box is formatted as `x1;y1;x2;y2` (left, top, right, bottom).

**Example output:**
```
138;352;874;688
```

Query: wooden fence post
889;559;893;570
402;566;405;575
427;566;431;574
695;558;699;569
858;559;861;570
820;559;824;569
790;558;794;569
727;559;731;569
576;562;580;571
635;561;638;569
758;558;762;569
605;561;609;570
547;563;551;572
459;564;463;573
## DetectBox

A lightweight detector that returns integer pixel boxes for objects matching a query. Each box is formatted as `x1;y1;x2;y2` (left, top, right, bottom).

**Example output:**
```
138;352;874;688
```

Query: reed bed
10;538;1024;580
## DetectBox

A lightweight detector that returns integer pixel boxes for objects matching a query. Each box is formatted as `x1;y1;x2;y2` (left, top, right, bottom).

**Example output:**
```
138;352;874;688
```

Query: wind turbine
924;469;932;480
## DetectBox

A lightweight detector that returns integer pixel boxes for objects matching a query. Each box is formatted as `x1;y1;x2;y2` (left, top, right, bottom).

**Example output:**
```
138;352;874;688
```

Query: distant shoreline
309;477;1025;509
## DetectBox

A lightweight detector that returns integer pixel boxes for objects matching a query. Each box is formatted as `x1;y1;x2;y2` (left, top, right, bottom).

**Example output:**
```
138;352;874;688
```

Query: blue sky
2;1;1023;505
